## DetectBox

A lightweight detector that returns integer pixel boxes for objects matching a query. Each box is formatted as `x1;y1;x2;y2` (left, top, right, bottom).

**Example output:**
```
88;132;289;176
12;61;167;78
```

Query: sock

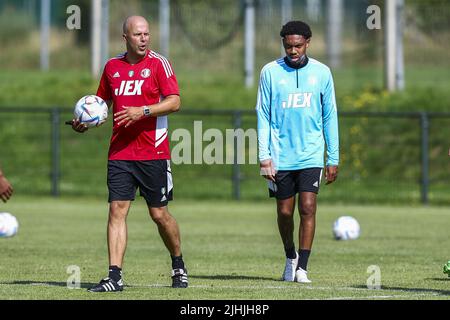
171;254;185;270
297;249;311;271
108;265;122;282
284;246;297;259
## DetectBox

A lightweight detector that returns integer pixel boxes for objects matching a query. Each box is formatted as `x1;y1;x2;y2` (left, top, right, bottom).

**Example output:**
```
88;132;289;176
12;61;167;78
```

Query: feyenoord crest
161;187;166;195
141;68;151;78
128;70;134;77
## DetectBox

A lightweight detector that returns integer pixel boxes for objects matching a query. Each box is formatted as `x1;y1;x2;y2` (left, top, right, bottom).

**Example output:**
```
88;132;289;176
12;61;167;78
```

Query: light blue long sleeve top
256;57;339;170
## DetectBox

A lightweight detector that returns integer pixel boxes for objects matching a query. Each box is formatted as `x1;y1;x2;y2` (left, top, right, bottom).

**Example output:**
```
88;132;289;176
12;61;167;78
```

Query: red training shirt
96;50;179;160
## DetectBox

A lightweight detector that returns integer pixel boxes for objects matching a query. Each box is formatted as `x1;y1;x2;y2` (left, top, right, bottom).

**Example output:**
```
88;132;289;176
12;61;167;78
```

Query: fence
1;0;450;90
0;108;449;205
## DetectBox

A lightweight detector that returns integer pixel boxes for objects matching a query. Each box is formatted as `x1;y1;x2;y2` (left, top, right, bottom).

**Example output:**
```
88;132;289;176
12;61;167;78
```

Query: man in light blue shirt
256;21;339;283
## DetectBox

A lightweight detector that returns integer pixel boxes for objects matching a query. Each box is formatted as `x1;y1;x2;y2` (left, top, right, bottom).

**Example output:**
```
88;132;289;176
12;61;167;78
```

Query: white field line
133;283;364;290
3;282;442;299
126;283;442;298
319;292;440;300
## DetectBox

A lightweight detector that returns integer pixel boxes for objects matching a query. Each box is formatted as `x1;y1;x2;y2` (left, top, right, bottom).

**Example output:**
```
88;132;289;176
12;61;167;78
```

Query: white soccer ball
0;212;19;238
74;95;108;128
333;216;360;240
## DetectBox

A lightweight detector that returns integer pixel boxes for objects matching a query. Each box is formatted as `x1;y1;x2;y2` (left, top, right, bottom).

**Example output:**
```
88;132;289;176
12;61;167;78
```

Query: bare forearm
147;95;180;117
114;95;181;128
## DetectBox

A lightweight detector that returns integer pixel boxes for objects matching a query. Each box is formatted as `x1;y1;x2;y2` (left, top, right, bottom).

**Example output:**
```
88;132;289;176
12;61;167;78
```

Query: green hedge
1;71;449;204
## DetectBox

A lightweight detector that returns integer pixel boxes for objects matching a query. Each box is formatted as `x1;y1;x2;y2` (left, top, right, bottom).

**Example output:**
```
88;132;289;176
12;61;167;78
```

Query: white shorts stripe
167;160;173;193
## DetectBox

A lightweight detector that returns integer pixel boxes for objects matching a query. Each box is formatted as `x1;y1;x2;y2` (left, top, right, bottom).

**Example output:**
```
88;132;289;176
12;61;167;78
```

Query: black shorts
268;167;323;199
107;160;173;207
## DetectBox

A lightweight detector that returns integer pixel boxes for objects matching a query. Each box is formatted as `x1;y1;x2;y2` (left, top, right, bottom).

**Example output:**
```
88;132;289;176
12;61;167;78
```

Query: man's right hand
67;119;88;133
260;159;276;182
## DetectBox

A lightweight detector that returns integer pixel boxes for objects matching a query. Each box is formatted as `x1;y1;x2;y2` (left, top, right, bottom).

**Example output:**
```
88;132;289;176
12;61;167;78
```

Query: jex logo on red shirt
114;80;144;96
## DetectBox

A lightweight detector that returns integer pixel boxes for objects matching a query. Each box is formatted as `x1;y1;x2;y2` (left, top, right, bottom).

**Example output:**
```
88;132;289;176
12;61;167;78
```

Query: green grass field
0;196;448;300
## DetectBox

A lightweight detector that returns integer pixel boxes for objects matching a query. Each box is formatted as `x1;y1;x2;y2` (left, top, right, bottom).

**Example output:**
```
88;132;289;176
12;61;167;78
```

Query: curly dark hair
280;21;312;39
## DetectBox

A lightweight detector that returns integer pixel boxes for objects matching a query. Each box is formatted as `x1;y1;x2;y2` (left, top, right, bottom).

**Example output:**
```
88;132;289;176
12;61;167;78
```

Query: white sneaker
295;267;312;283
282;252;299;281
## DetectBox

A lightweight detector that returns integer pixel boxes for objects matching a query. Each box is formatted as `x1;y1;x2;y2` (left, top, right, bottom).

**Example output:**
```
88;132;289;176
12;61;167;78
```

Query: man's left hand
114;106;144;128
325;165;338;185
0;175;13;203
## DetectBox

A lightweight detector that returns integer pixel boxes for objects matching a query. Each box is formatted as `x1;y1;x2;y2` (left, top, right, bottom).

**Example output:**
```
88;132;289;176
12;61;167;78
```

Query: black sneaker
171;268;188;288
87;277;124;292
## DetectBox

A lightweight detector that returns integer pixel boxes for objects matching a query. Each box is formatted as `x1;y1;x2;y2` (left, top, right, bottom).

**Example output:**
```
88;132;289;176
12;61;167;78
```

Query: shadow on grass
0;280;176;290
352;284;450;296
426;278;450;282
0;280;96;289
190;274;280;281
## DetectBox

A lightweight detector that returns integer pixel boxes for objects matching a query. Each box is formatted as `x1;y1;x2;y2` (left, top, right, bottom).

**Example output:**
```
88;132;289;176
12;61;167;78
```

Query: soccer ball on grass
0;212;19;238
332;216;360;240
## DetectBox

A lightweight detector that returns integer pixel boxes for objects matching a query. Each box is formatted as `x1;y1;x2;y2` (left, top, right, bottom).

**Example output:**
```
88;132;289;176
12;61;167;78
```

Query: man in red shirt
71;15;188;291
